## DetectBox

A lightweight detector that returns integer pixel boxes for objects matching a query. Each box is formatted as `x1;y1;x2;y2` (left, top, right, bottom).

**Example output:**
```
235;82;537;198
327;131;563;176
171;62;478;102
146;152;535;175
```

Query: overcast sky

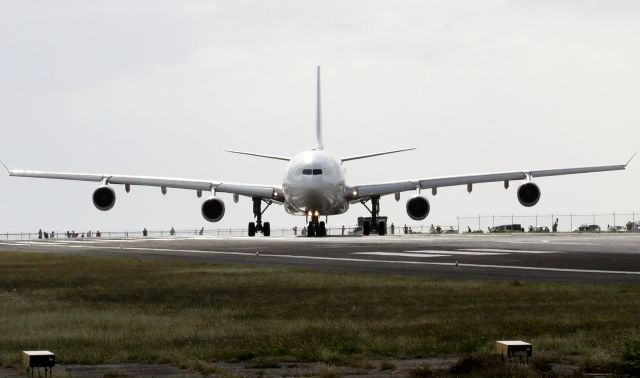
1;0;639;233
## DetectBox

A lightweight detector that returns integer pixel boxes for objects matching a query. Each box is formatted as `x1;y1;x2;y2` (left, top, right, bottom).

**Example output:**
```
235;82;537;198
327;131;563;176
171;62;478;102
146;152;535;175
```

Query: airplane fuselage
282;150;349;216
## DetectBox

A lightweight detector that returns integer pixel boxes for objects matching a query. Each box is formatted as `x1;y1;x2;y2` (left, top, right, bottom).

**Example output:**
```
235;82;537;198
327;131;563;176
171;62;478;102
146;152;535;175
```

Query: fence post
570;213;573;232
457;216;460;233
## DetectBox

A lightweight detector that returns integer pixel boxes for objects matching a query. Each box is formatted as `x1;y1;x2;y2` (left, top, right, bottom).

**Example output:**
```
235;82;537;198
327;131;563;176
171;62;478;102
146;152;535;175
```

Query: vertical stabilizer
315;66;324;150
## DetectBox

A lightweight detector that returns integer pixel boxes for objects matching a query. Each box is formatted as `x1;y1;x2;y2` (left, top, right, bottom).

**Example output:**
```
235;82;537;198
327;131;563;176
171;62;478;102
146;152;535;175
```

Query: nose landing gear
248;197;272;237
306;213;327;237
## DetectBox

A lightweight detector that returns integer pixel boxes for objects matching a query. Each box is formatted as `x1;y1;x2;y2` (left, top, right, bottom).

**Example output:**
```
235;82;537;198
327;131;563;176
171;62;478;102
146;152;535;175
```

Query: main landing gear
360;195;387;236
306;213;327;237
248;197;272;237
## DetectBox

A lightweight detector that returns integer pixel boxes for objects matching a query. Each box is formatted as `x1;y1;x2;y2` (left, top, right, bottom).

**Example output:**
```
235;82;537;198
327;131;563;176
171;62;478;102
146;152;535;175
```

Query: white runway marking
493;240;597;246
405;250;505;256
461;248;559;254
0;241;61;246
352;252;450;258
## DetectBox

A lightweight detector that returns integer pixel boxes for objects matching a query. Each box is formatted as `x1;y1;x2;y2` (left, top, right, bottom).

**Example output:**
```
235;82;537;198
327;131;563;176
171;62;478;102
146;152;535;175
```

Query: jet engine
406;195;430;220
201;197;225;222
517;182;541;207
92;186;116;211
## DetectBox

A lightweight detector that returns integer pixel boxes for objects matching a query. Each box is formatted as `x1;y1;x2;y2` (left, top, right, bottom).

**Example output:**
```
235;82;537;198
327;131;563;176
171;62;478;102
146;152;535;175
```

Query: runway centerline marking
461;248;560;254
352;252;451;258
493;240;597;246
405;250;505;256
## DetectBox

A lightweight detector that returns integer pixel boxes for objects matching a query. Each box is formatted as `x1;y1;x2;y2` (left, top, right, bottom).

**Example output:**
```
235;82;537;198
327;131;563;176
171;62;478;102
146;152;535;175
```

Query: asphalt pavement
2;233;640;284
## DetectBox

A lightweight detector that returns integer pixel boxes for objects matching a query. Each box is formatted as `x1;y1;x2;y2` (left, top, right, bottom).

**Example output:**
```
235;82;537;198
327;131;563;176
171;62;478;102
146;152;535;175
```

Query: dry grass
0;250;639;375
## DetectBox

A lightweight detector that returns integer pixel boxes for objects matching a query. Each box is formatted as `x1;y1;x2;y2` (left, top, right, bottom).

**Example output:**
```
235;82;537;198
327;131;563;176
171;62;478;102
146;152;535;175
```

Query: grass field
1;250;639;376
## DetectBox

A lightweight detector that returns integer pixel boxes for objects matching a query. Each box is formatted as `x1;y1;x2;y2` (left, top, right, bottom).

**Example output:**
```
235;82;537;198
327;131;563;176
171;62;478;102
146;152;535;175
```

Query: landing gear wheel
248;222;256;237
263;222;271;237
377;221;387;236
319;221;326;237
307;221;316;237
363;221;371;236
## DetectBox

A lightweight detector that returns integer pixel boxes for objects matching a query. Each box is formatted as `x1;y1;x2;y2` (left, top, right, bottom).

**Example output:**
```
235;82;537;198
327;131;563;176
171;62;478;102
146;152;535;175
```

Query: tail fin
315;66;324;150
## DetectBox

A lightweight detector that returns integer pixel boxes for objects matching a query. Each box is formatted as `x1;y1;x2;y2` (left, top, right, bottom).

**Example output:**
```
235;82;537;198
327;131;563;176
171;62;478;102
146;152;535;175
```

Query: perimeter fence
456;211;640;233
2;211;639;240
0;225;450;240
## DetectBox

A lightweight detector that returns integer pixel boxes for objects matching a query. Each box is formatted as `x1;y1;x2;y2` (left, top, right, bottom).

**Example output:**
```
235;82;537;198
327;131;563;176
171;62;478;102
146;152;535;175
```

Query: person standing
390;223;395;234
341;225;345;235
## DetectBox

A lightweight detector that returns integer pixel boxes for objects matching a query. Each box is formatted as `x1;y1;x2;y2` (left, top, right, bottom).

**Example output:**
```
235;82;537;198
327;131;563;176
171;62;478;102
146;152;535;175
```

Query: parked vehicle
577;224;601;232
528;226;550;233
489;224;524;233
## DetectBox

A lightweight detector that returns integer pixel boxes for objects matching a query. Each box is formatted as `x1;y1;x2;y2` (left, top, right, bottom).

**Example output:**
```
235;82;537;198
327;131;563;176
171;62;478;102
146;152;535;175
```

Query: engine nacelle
517;182;541;207
406;195;430;220
92;186;116;211
201;197;225;222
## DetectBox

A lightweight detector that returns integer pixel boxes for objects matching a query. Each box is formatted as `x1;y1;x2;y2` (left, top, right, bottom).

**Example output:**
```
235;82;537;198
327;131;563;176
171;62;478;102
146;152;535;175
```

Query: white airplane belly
283;179;348;215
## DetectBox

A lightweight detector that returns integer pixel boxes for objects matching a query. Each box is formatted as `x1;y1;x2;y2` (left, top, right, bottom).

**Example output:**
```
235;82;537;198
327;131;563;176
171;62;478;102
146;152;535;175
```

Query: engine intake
201;197;225;222
93;186;116;211
517;182;541;207
406;195;430;220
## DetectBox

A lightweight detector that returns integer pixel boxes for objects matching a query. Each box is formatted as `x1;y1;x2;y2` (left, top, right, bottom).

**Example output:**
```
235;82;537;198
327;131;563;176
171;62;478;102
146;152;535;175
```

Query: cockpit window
301;168;323;175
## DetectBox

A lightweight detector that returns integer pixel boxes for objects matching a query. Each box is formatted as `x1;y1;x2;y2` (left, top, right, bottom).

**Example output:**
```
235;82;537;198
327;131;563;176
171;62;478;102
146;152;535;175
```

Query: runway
2;233;640;284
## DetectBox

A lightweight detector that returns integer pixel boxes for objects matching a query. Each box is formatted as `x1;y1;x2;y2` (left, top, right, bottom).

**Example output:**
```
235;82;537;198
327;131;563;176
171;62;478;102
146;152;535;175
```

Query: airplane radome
2;67;634;237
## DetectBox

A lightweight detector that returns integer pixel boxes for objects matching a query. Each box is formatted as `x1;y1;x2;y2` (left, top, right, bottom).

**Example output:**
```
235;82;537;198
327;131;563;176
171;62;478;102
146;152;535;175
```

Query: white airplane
2;67;635;237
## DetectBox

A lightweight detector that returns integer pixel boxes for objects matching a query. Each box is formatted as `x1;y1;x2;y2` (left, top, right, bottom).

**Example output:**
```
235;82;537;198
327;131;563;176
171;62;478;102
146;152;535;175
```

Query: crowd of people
37;227;182;239
37;229;102;239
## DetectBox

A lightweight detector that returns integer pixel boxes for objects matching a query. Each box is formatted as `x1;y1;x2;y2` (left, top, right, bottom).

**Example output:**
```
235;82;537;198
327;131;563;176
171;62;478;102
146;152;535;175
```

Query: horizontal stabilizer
225;150;290;161
341;147;415;163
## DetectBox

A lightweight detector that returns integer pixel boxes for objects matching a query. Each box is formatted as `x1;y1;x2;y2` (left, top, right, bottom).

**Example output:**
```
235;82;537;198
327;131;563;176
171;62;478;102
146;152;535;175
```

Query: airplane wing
350;156;634;200
4;168;282;201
